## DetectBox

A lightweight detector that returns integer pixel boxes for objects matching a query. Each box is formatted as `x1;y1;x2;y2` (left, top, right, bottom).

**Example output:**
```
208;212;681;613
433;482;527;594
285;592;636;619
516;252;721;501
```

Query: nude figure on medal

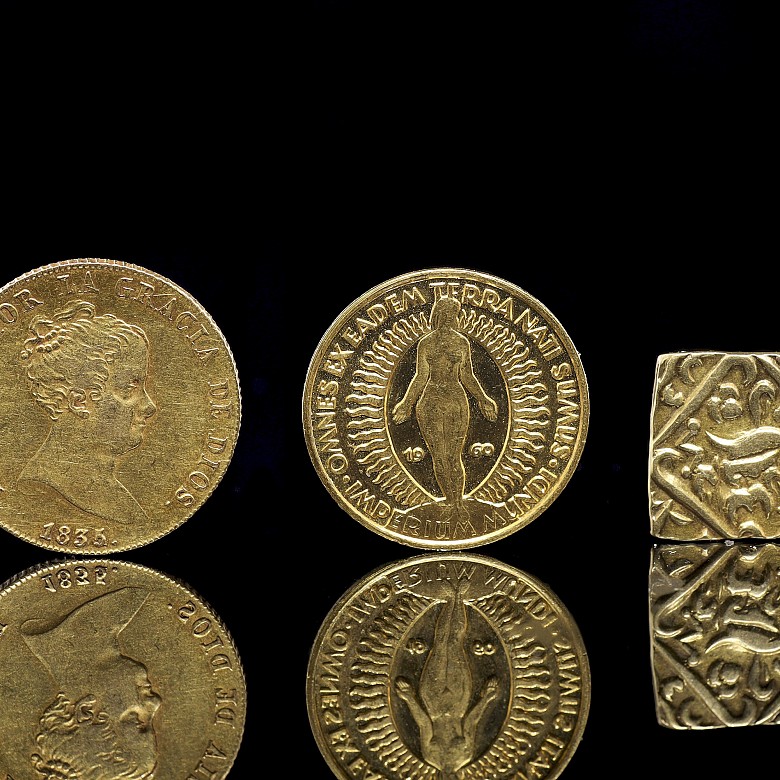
394;578;499;779
392;295;498;521
16;300;157;524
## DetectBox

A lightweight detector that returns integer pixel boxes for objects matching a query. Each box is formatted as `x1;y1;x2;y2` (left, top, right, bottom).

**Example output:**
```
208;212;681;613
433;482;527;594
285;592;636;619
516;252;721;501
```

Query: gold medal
303;268;589;548
0;258;241;553
0;558;246;778
307;552;590;780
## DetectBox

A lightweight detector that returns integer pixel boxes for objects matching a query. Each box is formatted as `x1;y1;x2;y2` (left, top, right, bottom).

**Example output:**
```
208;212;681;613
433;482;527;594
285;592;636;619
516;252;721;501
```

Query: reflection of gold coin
0;558;246;779
307;553;590;780
0;258;241;553
303;268;589;549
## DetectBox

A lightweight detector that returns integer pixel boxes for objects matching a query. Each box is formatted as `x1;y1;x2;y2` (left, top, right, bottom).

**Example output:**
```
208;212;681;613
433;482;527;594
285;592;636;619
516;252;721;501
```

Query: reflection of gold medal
0;258;241;553
307;553;590;780
0;558;246;779
303;268;589;548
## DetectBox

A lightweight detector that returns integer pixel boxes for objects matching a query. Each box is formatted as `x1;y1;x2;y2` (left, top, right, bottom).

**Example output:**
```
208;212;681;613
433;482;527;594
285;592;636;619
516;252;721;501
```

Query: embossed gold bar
649;351;780;540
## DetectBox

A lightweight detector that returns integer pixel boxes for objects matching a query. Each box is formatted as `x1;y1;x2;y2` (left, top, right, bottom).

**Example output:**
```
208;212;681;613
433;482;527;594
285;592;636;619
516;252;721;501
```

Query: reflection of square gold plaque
650;543;780;729
649;352;780;540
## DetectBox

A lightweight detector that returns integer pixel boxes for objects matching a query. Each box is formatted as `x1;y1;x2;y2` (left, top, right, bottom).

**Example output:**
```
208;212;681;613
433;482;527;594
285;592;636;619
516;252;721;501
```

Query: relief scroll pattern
650;542;780;729
650;352;780;540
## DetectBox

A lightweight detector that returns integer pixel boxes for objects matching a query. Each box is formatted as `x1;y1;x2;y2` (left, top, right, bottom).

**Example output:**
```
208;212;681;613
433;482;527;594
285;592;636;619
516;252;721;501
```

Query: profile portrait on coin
16;300;157;525
392;294;498;523
20;587;162;780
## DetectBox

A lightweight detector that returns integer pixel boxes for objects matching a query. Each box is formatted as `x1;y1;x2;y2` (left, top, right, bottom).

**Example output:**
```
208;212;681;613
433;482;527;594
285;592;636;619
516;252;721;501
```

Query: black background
0;0;774;777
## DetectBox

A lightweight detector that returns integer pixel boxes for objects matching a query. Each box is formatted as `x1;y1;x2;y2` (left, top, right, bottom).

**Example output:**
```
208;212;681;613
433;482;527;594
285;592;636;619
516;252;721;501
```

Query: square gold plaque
650;542;780;729
650;351;780;541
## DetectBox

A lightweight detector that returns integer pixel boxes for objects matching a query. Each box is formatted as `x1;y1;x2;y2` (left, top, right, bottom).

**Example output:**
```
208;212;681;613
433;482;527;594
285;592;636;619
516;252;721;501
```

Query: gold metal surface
650;541;780;729
307;552;590;780
0;258;241;553
649;351;780;540
0;558;246;778
303;268;589;549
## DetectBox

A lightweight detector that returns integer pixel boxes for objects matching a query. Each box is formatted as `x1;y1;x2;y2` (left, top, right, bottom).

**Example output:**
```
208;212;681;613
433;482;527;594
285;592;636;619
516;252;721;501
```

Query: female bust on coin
21;587;161;780
15;299;157;525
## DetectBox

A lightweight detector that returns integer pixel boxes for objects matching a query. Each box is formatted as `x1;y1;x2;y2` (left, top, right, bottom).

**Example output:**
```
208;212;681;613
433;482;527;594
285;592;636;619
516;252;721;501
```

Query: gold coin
0;557;246;779
306;552;590;780
0;258;241;553
303;268;589;549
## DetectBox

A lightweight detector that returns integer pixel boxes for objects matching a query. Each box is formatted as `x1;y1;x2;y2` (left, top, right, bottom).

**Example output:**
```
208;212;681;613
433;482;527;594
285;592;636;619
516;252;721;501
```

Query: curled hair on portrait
31;693;106;779
19;300;149;421
22;589;156;780
29;756;76;780
32;692;148;780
